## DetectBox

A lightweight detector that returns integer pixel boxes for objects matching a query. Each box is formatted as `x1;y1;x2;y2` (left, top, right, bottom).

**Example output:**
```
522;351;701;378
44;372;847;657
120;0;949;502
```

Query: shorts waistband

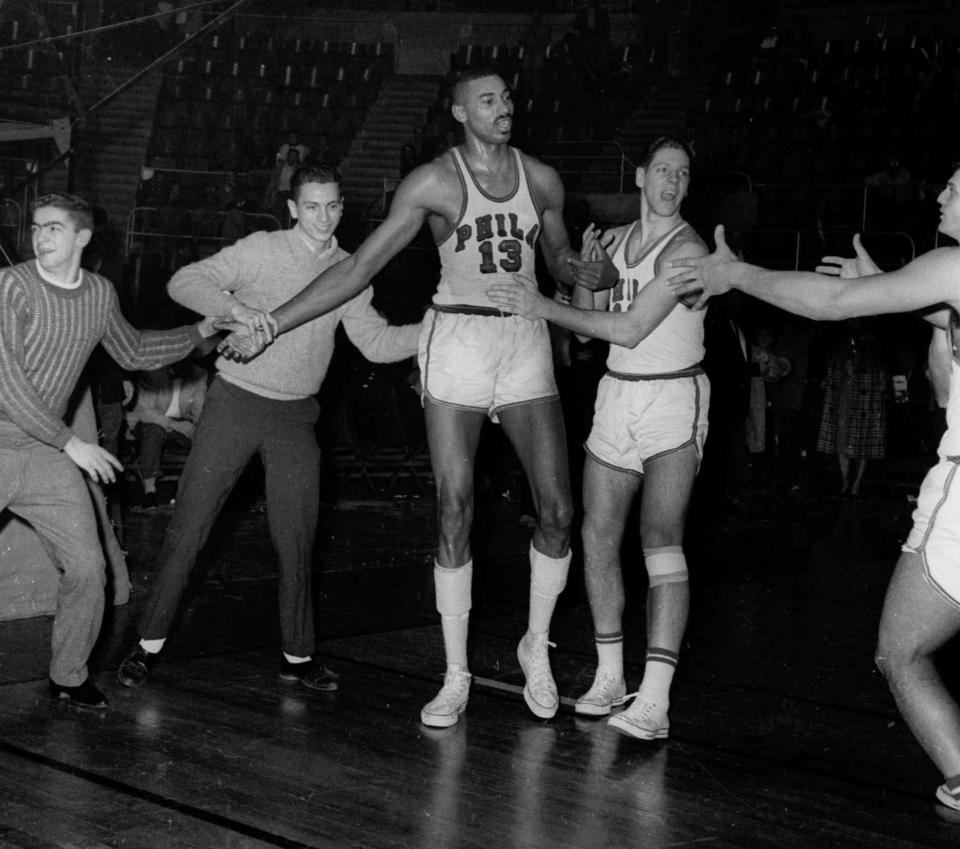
606;365;704;381
432;304;515;317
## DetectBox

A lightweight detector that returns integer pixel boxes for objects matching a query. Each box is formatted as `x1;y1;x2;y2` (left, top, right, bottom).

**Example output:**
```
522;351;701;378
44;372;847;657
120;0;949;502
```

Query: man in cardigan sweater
117;164;420;692
0;193;226;710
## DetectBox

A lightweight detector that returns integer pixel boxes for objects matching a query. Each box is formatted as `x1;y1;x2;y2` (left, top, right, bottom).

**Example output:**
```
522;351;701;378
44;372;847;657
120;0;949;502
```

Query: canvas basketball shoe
575;668;628;716
517;632;559;719
607;695;670;740
421;666;471;728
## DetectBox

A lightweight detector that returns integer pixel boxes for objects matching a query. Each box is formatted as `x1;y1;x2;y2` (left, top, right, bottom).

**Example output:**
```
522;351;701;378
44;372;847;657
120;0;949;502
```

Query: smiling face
288;180;342;249
636;145;691;219
452;75;513;146
31;205;90;279
936;169;960;241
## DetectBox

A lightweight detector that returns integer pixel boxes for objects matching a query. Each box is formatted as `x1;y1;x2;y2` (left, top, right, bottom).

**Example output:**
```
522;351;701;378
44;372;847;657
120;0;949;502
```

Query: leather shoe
49;677;108;710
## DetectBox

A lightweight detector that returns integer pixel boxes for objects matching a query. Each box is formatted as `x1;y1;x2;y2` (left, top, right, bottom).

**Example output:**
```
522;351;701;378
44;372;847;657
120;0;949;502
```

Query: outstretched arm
669;225;960;319
272;175;432;334
488;238;706;348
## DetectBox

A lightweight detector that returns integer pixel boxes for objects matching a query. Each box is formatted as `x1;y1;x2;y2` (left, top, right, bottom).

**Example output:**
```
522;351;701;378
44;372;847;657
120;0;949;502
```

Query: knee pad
435;561;472;617
530;543;571;598
643;546;688;587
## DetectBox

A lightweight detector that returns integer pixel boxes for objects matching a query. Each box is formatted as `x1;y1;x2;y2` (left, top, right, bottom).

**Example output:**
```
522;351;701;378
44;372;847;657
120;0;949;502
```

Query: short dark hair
450;66;506;105
640;137;694;169
290;164;341;200
31;192;94;232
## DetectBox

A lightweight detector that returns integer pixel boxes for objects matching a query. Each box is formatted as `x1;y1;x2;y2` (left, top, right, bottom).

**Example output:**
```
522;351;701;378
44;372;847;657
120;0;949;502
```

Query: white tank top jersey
434;146;542;309
605;220;706;375
939;310;960;457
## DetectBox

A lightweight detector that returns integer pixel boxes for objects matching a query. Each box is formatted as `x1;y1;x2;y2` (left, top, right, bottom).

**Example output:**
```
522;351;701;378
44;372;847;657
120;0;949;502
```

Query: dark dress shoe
49;677;108;710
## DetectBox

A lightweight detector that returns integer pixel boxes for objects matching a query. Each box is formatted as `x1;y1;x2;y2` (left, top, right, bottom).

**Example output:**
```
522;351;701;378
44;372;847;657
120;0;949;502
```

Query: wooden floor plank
2;483;960;846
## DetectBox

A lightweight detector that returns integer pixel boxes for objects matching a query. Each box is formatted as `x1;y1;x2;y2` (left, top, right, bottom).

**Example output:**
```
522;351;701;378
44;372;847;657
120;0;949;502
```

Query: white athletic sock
142;476;157;494
595;631;624;679
283;653;311;664
139;638;165;654
636;647;679;705
435;561;472;669
527;544;571;635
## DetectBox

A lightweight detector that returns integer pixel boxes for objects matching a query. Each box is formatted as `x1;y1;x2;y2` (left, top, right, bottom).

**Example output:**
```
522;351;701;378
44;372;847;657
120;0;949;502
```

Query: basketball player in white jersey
667;169;960;812
489;137;709;740
219;67;610;727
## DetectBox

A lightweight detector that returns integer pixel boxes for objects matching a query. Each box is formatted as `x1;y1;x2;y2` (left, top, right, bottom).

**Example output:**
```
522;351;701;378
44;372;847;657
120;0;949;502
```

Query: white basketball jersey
434;146;542;309
605;220;706;375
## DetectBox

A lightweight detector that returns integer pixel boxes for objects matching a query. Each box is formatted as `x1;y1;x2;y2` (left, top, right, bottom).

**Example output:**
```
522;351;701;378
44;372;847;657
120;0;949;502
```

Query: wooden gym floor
1;459;959;848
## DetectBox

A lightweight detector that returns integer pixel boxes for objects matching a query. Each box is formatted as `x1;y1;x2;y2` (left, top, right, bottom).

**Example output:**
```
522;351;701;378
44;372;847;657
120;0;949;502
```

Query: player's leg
575;454;640;716
500;398;573;559
420;400;485;727
876;551;960;809
119;379;255;687
609;444;698;740
501;399;575;718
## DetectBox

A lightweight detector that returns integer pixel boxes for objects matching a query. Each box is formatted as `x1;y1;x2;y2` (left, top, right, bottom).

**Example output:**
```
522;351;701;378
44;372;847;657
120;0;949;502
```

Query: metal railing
741;228;916;271
751;182;926;234
0;199;24;257
124;205;281;259
697;170;753;193
536;141;634;193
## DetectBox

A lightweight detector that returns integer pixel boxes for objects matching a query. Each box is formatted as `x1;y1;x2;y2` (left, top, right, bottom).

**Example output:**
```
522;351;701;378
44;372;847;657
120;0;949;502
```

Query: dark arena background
2;0;960;846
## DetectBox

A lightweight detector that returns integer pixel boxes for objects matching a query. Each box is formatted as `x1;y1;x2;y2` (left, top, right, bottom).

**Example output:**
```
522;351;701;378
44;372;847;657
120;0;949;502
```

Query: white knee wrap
435;561;472;617
643;546;688;587
529;543;571;598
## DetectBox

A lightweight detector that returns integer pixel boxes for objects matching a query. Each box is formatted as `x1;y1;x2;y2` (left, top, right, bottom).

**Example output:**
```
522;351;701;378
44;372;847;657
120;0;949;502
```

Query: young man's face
31;206;90;276
453;76;513;145
936;169;960;241
636;146;691;219
288;181;342;248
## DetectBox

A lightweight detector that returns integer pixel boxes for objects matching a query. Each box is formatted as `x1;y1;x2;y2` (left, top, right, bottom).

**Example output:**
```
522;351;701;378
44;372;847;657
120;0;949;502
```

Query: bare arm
928;324;952;408
669;225;960;320
272;172;434;334
571;224;620;341
489;238;706;348
526;157;614;293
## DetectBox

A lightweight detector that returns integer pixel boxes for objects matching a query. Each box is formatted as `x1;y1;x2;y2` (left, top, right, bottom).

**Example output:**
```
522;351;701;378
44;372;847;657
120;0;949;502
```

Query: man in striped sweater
0;192;237;710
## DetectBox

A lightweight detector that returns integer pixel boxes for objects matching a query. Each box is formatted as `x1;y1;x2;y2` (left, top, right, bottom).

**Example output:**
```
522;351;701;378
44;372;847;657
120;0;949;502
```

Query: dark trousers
139;377;320;656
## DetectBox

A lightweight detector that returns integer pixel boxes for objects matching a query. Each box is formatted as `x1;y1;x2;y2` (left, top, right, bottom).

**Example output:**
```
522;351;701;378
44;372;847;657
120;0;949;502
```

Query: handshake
210;302;280;362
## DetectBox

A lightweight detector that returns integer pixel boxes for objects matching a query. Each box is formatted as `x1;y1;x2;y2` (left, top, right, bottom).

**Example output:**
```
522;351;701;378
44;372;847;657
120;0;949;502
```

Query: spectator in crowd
277;131;310;166
817;319;888;497
265;147;301;226
125;363;209;511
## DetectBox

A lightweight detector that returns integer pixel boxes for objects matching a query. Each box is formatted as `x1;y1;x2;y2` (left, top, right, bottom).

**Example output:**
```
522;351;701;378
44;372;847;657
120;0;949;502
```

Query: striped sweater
0;260;202;450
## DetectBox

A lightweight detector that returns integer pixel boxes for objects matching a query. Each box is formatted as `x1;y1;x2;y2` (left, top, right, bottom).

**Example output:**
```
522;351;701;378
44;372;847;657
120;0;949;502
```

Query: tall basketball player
220;68;610;727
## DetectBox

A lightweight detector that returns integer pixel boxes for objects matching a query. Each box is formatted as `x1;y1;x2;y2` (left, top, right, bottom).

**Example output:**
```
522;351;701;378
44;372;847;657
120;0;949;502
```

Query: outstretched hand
487;273;547;319
667;224;739;309
815;233;881;279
